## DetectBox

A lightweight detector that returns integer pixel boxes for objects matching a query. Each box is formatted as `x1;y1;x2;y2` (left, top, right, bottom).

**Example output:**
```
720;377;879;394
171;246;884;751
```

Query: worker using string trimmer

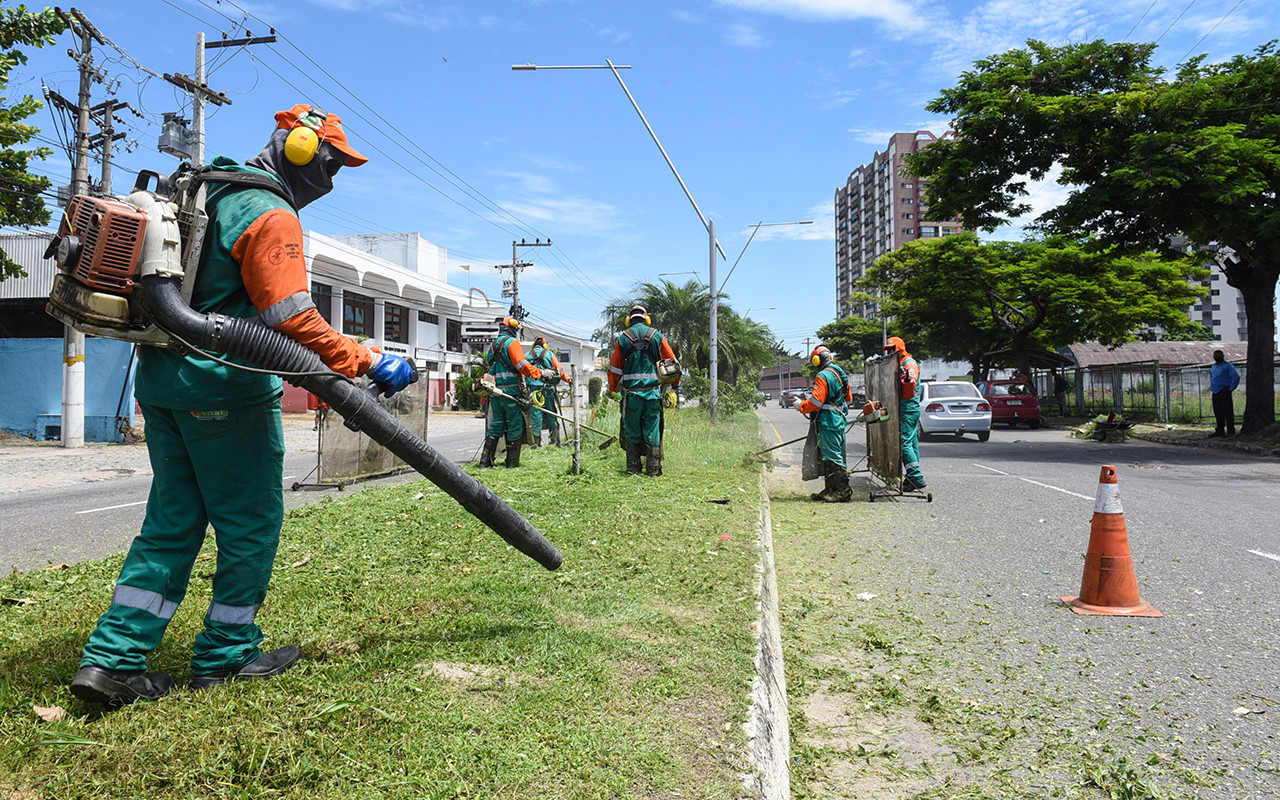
608;305;680;476
797;344;853;502
479;316;542;468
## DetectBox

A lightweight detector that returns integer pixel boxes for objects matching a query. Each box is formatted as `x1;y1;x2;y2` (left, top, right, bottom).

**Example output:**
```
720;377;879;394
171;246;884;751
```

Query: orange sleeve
232;208;373;378
550;354;572;383
507;339;542;379
798;375;830;414
608;342;624;392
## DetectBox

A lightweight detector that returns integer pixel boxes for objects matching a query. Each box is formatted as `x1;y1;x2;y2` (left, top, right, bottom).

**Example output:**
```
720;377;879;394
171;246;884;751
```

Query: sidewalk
0;411;491;496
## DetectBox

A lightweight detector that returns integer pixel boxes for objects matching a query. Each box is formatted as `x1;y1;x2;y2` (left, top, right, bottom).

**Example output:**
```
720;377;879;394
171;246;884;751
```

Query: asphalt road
759;403;1280;797
0;412;491;573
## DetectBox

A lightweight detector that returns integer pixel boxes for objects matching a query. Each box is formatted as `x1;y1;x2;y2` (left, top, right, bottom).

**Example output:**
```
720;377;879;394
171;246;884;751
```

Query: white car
917;381;991;442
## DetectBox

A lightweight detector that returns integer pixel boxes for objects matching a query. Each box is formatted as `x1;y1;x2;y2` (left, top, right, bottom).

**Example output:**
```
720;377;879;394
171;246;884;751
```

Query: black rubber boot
505;441;522;468
824;463;852;503
478;436;499;468
189;645;303;691
71;665;175;707
531;433;541;449
549;426;561;447
625;443;642;475
645;445;663;477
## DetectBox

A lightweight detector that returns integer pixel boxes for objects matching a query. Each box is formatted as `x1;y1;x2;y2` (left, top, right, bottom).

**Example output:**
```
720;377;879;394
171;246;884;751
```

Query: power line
1153;0;1200;45
1122;0;1163;42
1179;0;1248;61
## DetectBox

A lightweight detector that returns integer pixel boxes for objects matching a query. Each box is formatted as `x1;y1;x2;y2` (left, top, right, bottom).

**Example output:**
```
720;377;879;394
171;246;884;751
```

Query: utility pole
55;7;106;448
165;31;274;164
89;99;128;193
497;239;551;323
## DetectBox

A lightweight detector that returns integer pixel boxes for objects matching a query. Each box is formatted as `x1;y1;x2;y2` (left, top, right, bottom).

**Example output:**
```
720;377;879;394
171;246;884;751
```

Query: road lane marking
77;500;147;514
764;414;786;444
972;463;1092;499
1247;550;1280;563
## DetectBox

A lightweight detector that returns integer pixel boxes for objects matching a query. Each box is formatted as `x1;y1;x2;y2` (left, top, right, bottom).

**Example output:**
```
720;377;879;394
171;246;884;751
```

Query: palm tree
598;279;711;368
597;279;776;383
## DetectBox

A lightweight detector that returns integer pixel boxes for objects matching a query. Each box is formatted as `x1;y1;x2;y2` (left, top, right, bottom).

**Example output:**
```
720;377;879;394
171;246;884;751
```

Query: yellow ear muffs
284;110;326;166
811;355;821;367
284;126;319;166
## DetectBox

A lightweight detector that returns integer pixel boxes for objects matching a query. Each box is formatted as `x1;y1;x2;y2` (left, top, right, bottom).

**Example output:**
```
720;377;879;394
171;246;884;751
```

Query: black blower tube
140;275;562;571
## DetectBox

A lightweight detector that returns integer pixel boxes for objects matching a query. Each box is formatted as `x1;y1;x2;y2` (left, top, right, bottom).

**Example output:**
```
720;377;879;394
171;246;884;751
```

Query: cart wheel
868;492;875;502
337;483;346;491
927;492;933;503
291;482;301;492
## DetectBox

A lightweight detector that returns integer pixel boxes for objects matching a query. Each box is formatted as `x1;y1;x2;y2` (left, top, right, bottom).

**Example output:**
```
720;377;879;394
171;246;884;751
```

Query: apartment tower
834;131;961;319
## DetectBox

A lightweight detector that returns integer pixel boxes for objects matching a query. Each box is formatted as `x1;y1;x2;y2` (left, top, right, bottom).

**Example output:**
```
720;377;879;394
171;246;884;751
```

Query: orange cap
275;104;368;167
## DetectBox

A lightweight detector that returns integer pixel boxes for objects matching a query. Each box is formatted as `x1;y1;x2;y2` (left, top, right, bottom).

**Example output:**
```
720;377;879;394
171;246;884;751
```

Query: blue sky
8;0;1275;351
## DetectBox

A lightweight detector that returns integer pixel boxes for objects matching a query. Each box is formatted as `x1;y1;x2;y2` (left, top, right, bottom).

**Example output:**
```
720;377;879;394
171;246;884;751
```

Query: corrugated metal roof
1062;341;1253;368
0;233;57;300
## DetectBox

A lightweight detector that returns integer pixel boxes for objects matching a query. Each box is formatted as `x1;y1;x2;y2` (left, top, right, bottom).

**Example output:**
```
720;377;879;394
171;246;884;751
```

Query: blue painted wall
0;339;137;441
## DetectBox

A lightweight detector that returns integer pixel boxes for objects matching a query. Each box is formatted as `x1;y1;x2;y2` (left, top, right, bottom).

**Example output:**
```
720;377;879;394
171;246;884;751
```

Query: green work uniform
80;158;290;675
530;346;561;435
814;363;850;468
486;332;527;444
900;356;924;485
615;324;664;448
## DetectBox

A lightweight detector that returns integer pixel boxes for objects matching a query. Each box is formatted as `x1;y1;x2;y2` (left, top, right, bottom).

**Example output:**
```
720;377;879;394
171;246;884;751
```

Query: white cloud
727;22;771;47
714;0;929;33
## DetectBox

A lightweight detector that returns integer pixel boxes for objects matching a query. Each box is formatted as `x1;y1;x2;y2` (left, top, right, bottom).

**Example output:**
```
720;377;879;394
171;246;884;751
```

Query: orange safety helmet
627;305;651;326
533;336;546;346
501;316;522;334
810;344;833;368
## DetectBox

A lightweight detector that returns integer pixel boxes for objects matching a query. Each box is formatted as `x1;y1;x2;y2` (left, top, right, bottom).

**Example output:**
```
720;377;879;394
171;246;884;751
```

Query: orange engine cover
60;194;148;295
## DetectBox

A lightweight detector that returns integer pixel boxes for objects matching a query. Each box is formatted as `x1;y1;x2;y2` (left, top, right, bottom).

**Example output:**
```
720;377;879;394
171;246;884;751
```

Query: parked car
975;380;1042;428
778;389;804;408
917;381;991;441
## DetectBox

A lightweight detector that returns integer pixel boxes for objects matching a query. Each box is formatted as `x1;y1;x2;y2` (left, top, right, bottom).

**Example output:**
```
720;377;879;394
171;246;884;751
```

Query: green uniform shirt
134;157;290;410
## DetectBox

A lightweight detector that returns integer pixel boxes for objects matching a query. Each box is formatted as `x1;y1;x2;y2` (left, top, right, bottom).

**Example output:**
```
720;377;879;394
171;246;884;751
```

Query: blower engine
45;170;204;346
43;171;562;572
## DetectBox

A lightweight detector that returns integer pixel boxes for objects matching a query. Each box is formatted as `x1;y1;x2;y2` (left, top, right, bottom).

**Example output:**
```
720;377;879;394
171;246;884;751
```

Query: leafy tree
452;358;488;411
859;233;1206;378
909;38;1280;434
0;5;65;279
814;315;897;364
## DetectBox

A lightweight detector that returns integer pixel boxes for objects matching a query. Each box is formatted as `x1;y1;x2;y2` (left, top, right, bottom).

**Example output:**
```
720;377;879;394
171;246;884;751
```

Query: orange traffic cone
1062;465;1162;617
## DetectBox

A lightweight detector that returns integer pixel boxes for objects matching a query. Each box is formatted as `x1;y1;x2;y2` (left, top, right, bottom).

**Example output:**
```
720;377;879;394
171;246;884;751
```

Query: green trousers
815;410;847;468
623;393;662;447
486;394;524;443
80;399;285;675
899;397;925;484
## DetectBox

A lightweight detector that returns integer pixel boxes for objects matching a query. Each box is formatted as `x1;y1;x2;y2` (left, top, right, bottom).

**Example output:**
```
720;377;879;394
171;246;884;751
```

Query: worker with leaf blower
72;104;416;708
608;305;680;476
479;316;543;467
528;336;572;447
798;344;853;502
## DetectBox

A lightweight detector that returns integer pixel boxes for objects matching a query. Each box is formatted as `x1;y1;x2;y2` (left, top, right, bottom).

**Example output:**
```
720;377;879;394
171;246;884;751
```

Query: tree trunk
1236;262;1279;436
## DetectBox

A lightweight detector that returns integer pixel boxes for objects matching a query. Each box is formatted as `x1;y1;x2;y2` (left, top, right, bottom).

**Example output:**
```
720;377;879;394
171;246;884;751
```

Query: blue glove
367;352;417;397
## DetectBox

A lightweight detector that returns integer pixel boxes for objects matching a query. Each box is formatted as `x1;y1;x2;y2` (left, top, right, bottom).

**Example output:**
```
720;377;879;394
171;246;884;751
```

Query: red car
976;380;1042;428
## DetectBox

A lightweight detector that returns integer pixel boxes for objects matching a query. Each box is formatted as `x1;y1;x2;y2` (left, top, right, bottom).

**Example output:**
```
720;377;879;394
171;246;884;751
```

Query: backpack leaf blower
44;168;561;571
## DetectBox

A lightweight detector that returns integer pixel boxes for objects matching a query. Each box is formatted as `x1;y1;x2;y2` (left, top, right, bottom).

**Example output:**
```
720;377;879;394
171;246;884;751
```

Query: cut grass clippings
0;410;766;799
769;488;1240;800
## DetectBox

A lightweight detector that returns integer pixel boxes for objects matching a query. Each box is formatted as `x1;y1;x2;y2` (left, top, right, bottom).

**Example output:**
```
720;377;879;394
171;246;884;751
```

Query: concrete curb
742;470;791;799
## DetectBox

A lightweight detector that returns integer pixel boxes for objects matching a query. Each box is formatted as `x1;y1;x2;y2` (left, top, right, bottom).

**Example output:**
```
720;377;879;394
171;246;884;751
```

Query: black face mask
246;130;342;210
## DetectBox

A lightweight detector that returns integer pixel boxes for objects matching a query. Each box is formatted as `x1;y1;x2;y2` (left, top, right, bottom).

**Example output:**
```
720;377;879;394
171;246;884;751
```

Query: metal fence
305;377;429;487
1027;360;1277;422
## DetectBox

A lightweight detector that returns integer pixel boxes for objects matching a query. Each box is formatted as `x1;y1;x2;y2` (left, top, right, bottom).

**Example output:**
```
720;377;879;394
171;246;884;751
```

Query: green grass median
0;411;765;800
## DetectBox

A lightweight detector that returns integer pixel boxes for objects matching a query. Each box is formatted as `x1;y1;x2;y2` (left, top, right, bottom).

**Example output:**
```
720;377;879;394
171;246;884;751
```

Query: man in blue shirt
1209;349;1240;437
